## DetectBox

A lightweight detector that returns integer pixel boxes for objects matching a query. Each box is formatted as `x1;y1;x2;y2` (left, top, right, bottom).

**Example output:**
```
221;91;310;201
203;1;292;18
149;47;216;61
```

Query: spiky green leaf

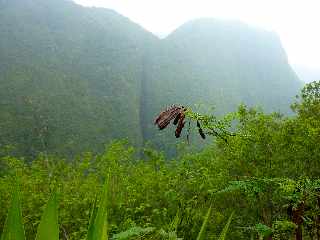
35;192;59;240
86;181;108;240
1;183;25;240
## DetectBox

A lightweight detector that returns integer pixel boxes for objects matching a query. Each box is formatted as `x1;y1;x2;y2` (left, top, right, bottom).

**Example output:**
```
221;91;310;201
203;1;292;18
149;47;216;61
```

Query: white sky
74;0;320;69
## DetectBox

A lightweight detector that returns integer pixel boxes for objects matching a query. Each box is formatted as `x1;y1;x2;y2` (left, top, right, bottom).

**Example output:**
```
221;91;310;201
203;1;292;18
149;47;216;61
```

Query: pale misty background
74;0;320;82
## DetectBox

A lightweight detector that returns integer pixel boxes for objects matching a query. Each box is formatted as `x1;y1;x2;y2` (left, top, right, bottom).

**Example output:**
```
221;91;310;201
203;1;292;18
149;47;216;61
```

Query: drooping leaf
1;183;25;240
35;192;59;240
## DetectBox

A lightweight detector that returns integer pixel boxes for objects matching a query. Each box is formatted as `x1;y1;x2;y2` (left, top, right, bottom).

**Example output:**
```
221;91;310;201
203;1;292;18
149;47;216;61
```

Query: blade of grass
218;211;235;240
35;192;59;240
1;182;25;240
196;206;212;240
86;180;108;240
86;195;98;239
170;209;180;232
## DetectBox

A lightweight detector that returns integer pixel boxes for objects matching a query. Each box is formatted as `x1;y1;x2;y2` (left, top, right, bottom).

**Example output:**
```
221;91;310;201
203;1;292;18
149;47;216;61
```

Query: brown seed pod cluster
154;105;187;138
175;112;185;138
154;105;207;140
197;120;206;139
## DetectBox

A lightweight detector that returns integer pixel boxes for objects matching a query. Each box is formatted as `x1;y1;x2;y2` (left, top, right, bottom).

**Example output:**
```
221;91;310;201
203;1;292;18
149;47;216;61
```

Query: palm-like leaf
35;192;59;240
1;182;25;240
86;181;108;240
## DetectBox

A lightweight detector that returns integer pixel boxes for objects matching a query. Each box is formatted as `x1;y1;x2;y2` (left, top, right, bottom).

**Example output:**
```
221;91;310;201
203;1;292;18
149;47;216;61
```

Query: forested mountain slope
0;0;157;156
0;0;302;157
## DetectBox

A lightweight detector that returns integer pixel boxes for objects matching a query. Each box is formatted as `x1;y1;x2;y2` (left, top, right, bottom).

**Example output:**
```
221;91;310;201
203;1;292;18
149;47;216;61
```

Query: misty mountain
0;0;302;157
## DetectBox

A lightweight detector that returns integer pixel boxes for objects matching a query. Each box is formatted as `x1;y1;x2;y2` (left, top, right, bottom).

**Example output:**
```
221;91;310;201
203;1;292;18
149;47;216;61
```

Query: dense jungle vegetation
1;81;320;239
